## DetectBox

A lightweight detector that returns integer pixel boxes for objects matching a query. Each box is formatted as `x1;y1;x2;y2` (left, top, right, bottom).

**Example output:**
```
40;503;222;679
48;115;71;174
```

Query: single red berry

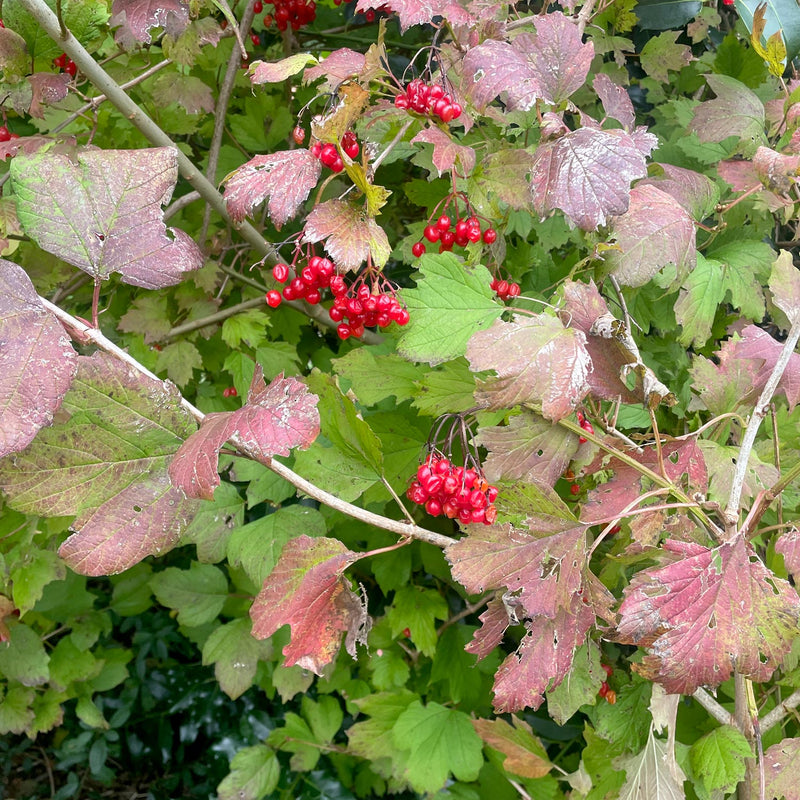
263;13;273;25
272;263;289;283
65;60;77;76
337;323;352;339
599;681;609;698
53;53;68;69
253;0;263;11
602;663;614;677
266;290;282;307
402;627;411;638
0;126;11;143
250;32;260;45
570;483;580;495
412;242;426;258
436;214;451;231
292;125;305;145
365;8;375;21
483;228;497;244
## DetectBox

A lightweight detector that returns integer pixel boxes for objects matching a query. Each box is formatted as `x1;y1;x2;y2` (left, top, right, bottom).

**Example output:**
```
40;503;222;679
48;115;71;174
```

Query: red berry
402;627;411;638
602;663;614;677
365;9;375;22
0;126;10;143
292;125;305;145
266;289;282;307
223;386;238;398
412;242;426;258
53;53;68;69
337;323;351;339
436;215;451;231
272;263;289;283
570;483;580;496
263;13;273;25
65;60;77;77
250;32;260;45
599;681;609;698
483;228;497;244
253;0;263;10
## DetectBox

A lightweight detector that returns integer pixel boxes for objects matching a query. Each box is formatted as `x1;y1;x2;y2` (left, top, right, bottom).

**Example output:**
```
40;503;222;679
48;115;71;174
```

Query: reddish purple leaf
615;536;800;694
10;147;204;289
479;411;580;488
759;738;800;800
717;159;760;191
304;48;366;91
170;368;319;500
249;535;368;674
752;146;800;195
27;73;70;119
0;260;78;458
60;473;196;575
302;199;391;271
465;596;511;660
354;0;472;32
770;250;800;326
638;163;719;221
582;440;707;525
447;518;587;620
689;74;765;152
593;73;635;130
561;281;640;403
492;597;595;713
775;528;800;581
604;183;696;287
530;127;652;230
467;314;591;420
222;149;321;229
411;127;476;177
110;0;189;46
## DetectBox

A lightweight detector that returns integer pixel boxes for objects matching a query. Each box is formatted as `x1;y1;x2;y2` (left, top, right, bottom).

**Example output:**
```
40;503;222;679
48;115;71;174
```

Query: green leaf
397;253;503;366
155;340;204;387
387;586;448;658
675;254;726;348
29;688;67;737
370;648;411;690
10;549;66;615
412;358;478;416
149;563;228;627
305;370;384;475
546;642;604;725
0;624;50;686
110;563;154;617
293;441;378;503
48;636;102;690
430;626;485;705
226;505;326;586
591;679;652;753
333;346;421;405
690;725;753;795
635;0;702;30
118;293;172;344
202;618;272;699
181;482;245;563
0;685;35;734
707;238;773;322
256;342;303;381
640;31;692;82
272;661;314;702
217;744;280;800
392;701;484;794
221;308;271;349
75;693;109;729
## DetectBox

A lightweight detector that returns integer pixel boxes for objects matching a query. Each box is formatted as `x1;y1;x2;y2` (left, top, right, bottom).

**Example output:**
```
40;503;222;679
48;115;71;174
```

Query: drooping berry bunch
53;52;77;76
490;277;521;301
310;131;360;173
576;410;594;443
407;454;498;525
0;125;18;143
406;412;499;525
267;254;336;307
261;0;316;31
412;201;498;258
329;275;410;339
394;79;462;123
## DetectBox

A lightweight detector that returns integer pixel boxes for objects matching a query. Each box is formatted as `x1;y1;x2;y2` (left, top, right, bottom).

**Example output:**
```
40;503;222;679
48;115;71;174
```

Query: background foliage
2;0;800;798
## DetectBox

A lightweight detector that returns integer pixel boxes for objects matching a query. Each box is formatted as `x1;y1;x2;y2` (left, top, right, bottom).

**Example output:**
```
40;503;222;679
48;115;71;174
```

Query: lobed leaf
756;737;800;800
467;313;591;420
530;127;652;230
304;48;366;90
593;73;635;130
222;149;321;228
0;260;78;458
411;127;476;178
10;147;203;289
250;53;317;84
354;0;472;33
110;0;189;46
27;73;70;119
249;535;369;675
615;536;800;694
638;162;720;221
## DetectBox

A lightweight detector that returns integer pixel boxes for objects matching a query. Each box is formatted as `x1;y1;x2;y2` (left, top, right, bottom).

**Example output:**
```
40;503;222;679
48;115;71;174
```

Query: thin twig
759;687;800;734
166;296;271;339
693;687;734;726
725;317;800;528
164;190;202;220
39;295;456;550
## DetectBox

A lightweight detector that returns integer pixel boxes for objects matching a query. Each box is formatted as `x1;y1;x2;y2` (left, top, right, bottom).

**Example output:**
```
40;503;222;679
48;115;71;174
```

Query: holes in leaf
133;505;142;513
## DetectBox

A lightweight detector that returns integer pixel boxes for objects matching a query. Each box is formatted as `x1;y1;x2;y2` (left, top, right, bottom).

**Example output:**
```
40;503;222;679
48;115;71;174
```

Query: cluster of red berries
259;0;316;31
412;215;497;258
330;282;410;339
406;454;499;525
599;664;616;704
222;386;238;398
576;410;594;443
0;125;19;143
266;256;336;307
395;79;462;123
53;52;77;77
309;131;359;173
490;277;520;301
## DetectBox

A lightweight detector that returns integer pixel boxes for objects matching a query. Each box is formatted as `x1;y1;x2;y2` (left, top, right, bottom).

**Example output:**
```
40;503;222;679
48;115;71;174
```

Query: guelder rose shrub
1;0;800;797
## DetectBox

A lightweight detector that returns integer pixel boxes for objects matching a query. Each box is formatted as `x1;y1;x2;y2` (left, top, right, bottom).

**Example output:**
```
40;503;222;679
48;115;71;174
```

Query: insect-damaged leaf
756;738;800;800
222;148;321;229
304;48;366;91
0;260;77;458
0;352;200;575
169;367;319;500
464;12;593;110
249;535;370;675
354;0;472;33
10;147;203;289
775;528;800;582
447;519;587;620
110;0;189;46
615;536;800;694
467;313;591;420
302;199;390;271
530;127;653;231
